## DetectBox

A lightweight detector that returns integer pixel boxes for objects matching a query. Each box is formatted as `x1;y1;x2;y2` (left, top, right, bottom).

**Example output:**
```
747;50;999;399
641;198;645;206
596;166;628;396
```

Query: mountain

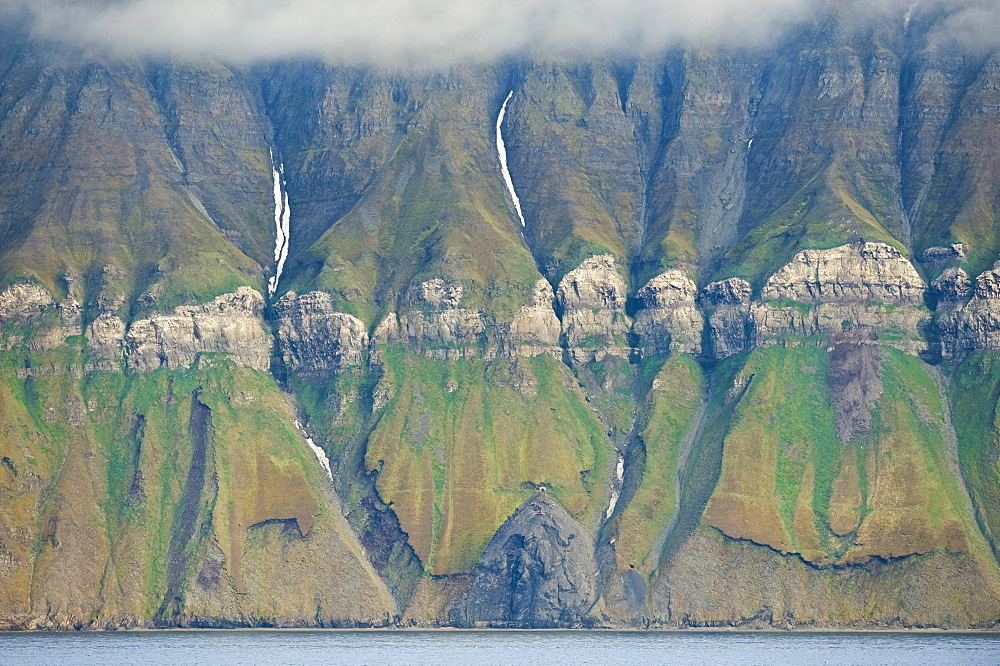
2;1;1000;629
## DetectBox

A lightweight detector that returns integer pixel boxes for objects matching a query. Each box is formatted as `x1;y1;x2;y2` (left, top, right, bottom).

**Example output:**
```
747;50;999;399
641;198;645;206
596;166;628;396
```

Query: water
1;630;998;665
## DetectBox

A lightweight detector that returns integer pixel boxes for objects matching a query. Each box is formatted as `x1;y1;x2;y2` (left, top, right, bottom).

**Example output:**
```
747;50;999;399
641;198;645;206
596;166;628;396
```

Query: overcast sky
0;0;996;66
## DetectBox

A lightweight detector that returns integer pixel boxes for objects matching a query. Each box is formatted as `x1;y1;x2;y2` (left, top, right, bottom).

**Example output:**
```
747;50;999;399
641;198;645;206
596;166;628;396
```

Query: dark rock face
455;495;597;628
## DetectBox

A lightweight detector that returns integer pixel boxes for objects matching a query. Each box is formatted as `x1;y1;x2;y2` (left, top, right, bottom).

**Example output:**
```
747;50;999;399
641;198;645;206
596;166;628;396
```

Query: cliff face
274;291;368;373
3;1;1000;631
556;255;631;361
454;495;597;628
936;266;1000;358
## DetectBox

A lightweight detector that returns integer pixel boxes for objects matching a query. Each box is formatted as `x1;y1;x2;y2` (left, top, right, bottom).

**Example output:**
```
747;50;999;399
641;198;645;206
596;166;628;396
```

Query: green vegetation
364;349;611;574
282;75;543;323
0;331;392;624
950;353;1000;565
700;345;979;567
614;353;704;575
4;23;1000;628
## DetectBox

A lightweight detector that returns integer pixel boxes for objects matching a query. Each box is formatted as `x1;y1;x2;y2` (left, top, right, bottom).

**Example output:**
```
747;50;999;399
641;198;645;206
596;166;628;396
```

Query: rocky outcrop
922;243;969;264
0;283;55;327
936;265;1000;359
556;255;630;362
455;494;597;628
0;285;271;370
125;287;271;372
751;299;929;354
932;268;973;303
86;314;127;359
704;244;930;358
761;243;926;305
274;291;368;373
508;279;561;356
701;278;753;359
634;271;703;355
399;279;485;358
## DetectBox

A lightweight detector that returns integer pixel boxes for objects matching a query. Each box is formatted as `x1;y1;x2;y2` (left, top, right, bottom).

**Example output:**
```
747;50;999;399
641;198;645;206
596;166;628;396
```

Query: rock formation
124;287;271;372
760;243;926;305
633;271;703;355
400;279;485;358
701;277;753;359
274;291;368;373
4;1;1000;629
936;264;1000;359
555;255;630;362
703;244;930;358
0;283;54;328
508;278;562;356
456;495;597;628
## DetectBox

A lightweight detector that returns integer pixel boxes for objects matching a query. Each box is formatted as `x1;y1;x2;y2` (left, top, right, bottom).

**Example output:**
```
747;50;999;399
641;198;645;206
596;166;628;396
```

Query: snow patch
295;420;333;481
496;91;526;227
605;452;625;520
267;149;291;297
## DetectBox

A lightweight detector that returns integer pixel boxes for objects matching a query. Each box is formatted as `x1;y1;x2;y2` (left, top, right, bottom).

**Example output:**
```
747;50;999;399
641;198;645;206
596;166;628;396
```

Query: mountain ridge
2;1;1000;630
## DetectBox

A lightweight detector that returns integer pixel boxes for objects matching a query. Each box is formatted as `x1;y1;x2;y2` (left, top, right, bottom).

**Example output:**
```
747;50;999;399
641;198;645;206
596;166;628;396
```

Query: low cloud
0;0;996;66
939;3;1000;54
2;0;821;64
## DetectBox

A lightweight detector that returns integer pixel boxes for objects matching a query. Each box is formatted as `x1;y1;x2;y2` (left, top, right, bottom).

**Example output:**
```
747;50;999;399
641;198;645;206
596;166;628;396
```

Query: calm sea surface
1;629;998;665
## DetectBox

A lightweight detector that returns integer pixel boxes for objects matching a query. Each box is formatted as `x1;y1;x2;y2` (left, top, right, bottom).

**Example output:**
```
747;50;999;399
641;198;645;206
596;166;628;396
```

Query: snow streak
295;420;333;481
496;91;526;227
605;452;625;520
267;149;291;298
904;0;919;32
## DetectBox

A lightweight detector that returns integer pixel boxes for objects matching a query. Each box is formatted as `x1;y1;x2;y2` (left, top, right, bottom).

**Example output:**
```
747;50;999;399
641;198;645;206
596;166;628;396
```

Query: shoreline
3;626;1000;635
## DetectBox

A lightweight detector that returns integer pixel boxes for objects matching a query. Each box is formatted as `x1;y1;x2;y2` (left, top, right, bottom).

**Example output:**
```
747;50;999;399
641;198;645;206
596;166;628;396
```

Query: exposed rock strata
936;265;1000;359
704;244;930;358
0;244;972;372
633;271;703;355
932;268;973;303
507;279;562;356
124;287;271;372
922;243;969;263
555;255;630;362
701;277;753;359
400;279;485;358
274;291;368;373
0;283;54;327
761;243;926;304
86;314;127;358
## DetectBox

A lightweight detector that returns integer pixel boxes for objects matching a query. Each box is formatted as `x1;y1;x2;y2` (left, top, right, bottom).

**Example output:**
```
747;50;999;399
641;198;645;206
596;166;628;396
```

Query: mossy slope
0;334;394;628
365;350;610;574
0;46;267;313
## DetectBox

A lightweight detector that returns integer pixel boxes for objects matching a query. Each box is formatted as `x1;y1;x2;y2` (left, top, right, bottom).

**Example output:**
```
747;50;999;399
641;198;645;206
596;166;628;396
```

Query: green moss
283;84;543;324
950;353;1000;564
615;353;704;574
364;349;611;574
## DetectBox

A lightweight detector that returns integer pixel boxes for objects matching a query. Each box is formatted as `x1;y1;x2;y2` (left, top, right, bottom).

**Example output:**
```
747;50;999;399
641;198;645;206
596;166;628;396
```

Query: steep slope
2;0;1000;631
0;300;395;629
0;40;265;312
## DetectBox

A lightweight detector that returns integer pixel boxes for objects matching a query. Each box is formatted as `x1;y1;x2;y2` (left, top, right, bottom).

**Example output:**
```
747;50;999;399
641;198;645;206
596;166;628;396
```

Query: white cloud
2;0;821;64
1;0;996;66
